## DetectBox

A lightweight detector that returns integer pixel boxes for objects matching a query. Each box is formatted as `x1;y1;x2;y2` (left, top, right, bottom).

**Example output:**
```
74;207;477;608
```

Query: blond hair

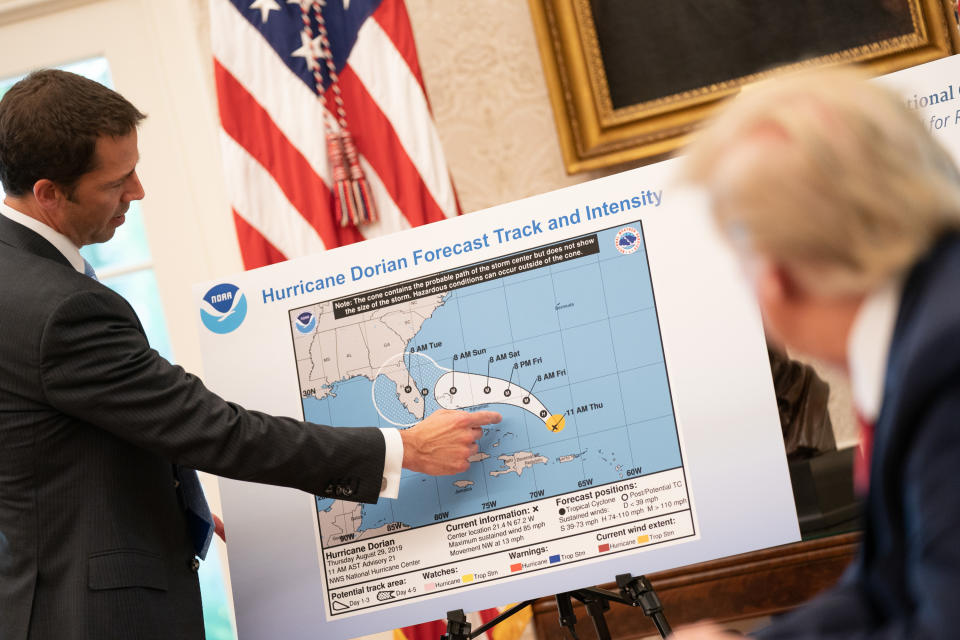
683;66;960;295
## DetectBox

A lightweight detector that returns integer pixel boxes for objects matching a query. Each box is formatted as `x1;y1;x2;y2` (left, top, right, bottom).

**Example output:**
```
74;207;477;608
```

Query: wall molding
0;0;101;25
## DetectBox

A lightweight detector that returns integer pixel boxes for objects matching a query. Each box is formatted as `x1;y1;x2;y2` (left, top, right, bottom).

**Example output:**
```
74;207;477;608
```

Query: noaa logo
615;227;640;254
200;283;248;334
295;311;317;334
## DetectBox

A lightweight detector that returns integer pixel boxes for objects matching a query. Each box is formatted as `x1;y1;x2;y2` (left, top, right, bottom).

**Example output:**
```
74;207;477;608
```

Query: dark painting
591;0;915;109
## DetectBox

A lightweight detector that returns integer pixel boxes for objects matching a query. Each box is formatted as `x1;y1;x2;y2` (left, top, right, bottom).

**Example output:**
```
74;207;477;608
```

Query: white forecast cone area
433;371;551;424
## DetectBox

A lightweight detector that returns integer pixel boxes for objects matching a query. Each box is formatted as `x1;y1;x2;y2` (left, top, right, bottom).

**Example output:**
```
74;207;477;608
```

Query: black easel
440;573;671;640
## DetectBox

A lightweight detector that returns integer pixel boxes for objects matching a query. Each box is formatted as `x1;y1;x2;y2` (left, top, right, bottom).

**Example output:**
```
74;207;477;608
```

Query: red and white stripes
210;0;458;268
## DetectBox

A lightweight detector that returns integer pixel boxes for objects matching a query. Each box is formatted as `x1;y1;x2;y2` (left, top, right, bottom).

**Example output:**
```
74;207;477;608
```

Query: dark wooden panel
532;533;860;639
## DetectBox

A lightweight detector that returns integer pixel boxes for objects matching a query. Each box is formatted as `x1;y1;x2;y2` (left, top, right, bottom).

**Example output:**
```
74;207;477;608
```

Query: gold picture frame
530;0;960;173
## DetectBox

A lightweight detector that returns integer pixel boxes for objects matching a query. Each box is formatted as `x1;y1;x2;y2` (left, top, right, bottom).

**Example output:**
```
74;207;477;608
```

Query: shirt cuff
378;428;403;499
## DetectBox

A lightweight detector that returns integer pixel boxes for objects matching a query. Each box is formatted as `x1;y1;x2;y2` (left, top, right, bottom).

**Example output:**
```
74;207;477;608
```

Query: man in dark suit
673;67;960;638
0;70;499;639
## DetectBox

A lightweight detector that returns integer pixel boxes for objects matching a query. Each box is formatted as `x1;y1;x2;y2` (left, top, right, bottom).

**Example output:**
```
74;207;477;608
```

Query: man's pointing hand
400;409;501;475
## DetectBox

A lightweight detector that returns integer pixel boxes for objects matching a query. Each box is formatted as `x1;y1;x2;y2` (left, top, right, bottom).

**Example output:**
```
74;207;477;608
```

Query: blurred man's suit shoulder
757;233;960;638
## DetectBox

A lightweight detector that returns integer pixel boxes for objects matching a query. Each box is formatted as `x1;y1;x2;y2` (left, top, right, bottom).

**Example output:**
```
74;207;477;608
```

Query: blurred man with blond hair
671;67;960;638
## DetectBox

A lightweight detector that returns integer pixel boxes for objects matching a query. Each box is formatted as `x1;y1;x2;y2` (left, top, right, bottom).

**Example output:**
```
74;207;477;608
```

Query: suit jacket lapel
0;211;73;269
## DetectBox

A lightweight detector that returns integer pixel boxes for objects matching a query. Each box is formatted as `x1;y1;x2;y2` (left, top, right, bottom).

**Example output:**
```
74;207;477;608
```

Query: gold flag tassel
326;132;356;227
340;130;378;225
302;0;377;229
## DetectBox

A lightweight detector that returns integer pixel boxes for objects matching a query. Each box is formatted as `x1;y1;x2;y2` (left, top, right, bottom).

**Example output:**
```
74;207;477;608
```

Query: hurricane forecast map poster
291;223;694;616
196;157;800;640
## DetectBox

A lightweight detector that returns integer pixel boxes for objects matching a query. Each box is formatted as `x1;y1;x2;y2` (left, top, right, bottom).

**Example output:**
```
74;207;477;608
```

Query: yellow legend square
461;574;474;583
637;535;650;544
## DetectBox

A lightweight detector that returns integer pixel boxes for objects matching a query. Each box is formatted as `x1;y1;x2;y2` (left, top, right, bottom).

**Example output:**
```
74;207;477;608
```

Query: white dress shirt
0;199;403;498
846;277;904;423
0;199;86;271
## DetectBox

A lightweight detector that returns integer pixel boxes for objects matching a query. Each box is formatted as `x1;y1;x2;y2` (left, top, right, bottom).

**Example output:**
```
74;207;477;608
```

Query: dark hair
0;69;146;196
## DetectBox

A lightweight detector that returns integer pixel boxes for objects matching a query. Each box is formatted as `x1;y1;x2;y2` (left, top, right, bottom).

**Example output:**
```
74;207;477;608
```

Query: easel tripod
441;573;671;640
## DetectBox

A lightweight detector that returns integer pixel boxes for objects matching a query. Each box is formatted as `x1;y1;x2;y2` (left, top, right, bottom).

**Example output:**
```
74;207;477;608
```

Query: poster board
196;154;801;638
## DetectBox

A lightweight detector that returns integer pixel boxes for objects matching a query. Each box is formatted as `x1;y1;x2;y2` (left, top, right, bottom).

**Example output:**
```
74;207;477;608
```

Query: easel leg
616;574;672;638
442;601;538;640
442;609;470;640
556;593;579;640
440;576;671;640
580;592;612;640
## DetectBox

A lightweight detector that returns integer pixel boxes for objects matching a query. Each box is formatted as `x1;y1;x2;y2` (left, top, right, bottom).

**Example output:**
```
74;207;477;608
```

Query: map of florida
295;294;446;420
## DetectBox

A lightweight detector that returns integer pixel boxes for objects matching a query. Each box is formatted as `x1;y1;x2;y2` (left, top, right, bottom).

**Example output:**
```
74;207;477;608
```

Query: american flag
210;0;459;268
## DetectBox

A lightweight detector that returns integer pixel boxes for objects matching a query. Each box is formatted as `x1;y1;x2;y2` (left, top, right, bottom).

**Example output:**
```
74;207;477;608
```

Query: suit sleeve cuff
378;428;402;499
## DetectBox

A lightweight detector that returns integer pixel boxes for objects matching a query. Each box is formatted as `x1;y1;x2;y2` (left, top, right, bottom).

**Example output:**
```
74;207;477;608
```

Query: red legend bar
510;563;522;572
598;544;610;553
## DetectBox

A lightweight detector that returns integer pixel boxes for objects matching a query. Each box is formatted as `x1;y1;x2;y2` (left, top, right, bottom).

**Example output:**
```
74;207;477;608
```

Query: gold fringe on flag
300;0;378;228
341;130;378;225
